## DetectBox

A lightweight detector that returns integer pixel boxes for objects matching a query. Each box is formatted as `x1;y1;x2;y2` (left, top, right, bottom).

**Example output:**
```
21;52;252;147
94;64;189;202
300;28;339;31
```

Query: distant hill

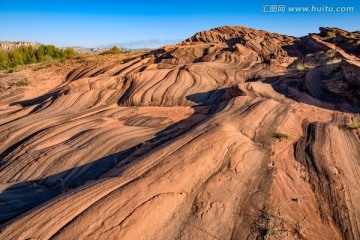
0;41;150;53
0;41;41;50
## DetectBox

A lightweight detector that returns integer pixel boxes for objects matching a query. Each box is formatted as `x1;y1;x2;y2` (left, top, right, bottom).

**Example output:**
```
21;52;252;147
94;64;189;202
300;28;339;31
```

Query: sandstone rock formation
0;26;359;239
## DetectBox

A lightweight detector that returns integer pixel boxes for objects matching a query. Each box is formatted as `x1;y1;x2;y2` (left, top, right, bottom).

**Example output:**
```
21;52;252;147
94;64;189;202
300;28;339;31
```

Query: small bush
265;227;278;239
100;46;124;55
250;202;306;240
63;48;76;58
15;78;31;87
294;60;314;71
324;50;336;59
326;31;336;40
347;115;360;129
326;58;342;65
274;132;289;140
110;46;121;54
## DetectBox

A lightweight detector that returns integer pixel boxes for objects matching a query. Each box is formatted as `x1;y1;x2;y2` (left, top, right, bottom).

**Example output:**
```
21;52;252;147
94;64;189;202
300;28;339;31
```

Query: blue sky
0;0;359;48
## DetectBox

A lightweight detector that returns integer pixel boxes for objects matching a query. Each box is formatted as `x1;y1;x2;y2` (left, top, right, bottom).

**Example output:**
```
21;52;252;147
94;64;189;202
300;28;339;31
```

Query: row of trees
0;45;76;70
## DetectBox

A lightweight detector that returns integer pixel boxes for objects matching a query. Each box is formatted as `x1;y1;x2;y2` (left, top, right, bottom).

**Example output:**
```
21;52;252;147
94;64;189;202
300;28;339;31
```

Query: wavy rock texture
0;26;359;239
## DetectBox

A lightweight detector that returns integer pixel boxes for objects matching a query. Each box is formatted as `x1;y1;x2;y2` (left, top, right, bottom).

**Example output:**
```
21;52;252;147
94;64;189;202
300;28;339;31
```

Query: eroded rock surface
0;26;359;240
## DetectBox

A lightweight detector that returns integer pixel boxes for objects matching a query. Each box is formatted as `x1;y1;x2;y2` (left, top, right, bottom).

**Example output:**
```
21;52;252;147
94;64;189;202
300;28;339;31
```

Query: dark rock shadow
186;89;226;105
281;37;312;58
185;87;243;106
9;90;60;114
263;74;360;113
0;89;232;226
224;37;245;51
0;146;136;225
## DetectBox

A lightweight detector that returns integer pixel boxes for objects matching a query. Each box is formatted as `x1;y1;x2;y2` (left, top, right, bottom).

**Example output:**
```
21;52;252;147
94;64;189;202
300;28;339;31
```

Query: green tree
36;45;45;62
44;45;56;58
8;48;24;67
0;51;9;69
0;44;77;70
110;46;121;54
63;48;76;58
18;46;32;64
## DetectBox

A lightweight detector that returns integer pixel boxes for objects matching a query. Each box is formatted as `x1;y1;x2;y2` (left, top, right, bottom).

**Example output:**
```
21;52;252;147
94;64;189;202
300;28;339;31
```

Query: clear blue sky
0;0;359;48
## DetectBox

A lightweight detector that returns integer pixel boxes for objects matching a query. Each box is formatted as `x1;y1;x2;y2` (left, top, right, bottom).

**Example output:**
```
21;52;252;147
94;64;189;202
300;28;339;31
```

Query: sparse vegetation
294;215;308;238
0;45;76;70
264;226;278;239
109;46;121;54
73;54;87;63
325;57;342;65
274;132;289;140
325;31;336;40
294;59;314;72
347;115;360;129
15;78;31;87
324;50;336;59
250;201;307;240
323;50;342;65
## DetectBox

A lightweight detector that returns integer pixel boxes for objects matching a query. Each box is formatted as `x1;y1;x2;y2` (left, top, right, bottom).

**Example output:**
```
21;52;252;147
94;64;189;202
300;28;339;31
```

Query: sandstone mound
0;26;360;239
